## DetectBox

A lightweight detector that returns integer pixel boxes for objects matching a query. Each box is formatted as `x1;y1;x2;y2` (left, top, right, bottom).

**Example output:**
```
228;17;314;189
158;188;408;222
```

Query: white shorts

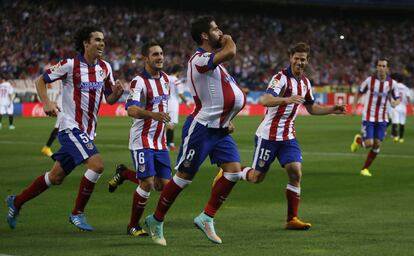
55;112;63;128
0;104;13;115
391;107;407;125
168;99;179;124
168;110;179;124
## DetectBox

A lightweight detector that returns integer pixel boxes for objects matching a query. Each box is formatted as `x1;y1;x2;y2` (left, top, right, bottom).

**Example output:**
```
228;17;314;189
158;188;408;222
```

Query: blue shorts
361;121;387;141
252;136;302;172
131;149;172;180
52;128;99;174
175;116;240;174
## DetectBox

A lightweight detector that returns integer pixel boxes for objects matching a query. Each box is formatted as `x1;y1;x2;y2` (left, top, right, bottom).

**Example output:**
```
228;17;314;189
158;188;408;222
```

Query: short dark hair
391;72;402;82
74;26;102;54
376;57;390;67
141;41;163;57
191;16;215;45
288;42;310;57
170;64;182;74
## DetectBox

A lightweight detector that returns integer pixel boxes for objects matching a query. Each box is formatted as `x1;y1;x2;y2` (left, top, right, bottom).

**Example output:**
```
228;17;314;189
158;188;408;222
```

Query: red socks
122;167;139;184
128;187;149;228
363;150;378;169
72;170;101;215
286;184;301;221
154;179;183;221
204;173;238;217
14;174;50;209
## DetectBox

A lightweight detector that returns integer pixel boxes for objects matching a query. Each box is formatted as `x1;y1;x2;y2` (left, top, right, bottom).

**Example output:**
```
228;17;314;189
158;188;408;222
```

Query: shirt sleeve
103;64;115;97
193;52;217;73
303;79;315;105
43;59;71;83
175;78;185;94
265;73;286;97
358;77;370;94
125;79;144;110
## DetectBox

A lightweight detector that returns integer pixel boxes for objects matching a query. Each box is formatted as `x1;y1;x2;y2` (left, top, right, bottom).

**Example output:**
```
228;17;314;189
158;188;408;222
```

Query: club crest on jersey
99;70;104;79
85;142;94;150
138;164;145;173
183;160;191;168
258;159;266;168
163;81;169;91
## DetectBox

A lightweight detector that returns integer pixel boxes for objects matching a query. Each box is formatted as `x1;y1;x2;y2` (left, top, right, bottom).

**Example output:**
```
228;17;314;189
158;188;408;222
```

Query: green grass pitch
0;115;413;256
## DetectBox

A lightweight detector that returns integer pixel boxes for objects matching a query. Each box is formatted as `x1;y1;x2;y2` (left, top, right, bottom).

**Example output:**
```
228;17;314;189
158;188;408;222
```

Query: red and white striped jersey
256;67;315;141
187;48;246;128
43;54;114;139
359;76;398;122
126;70;170;151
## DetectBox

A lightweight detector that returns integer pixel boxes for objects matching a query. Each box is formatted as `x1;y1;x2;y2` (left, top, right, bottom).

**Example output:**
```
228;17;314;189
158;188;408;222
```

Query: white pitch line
0;140;412;159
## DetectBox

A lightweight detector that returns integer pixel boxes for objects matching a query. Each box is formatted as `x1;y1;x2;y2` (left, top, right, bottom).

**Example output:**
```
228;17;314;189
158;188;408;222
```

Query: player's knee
153;182;164;191
364;141;373;148
250;172;265;184
140;180;154;191
89;162;104;173
49;173;65;185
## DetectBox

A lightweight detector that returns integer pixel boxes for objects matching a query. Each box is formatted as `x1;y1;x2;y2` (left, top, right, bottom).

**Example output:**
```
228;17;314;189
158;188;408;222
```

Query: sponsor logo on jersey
80;81;104;90
151;94;169;104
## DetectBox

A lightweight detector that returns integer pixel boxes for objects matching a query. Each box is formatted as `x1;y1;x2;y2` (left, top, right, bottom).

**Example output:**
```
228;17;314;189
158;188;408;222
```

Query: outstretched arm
305;103;346;115
259;93;305;107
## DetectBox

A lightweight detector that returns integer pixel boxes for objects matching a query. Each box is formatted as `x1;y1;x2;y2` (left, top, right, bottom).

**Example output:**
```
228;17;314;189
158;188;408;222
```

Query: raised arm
212;35;236;65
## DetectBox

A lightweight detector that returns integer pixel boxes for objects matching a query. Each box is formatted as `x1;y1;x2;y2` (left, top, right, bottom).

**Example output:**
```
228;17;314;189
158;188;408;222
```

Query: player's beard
209;35;221;49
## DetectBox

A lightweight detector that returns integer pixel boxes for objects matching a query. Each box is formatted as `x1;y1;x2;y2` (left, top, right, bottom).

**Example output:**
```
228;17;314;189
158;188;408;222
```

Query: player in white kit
166;64;189;151
390;74;413;143
0;76;15;130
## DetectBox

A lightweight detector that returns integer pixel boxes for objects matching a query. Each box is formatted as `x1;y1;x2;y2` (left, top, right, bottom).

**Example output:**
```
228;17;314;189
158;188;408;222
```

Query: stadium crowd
1;1;414;90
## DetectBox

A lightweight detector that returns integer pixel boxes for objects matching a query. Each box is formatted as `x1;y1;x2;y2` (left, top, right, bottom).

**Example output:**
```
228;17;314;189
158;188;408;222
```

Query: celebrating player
350;58;399;176
112;41;172;237
0;76;15;130
145;16;246;246
6;26;124;231
216;42;345;230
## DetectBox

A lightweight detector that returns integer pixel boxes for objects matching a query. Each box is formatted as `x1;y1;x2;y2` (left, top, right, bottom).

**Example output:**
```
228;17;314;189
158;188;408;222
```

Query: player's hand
112;80;124;96
286;95;305;104
44;101;60;117
151;112;171;123
226;121;235;134
219;34;233;47
332;104;346;114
